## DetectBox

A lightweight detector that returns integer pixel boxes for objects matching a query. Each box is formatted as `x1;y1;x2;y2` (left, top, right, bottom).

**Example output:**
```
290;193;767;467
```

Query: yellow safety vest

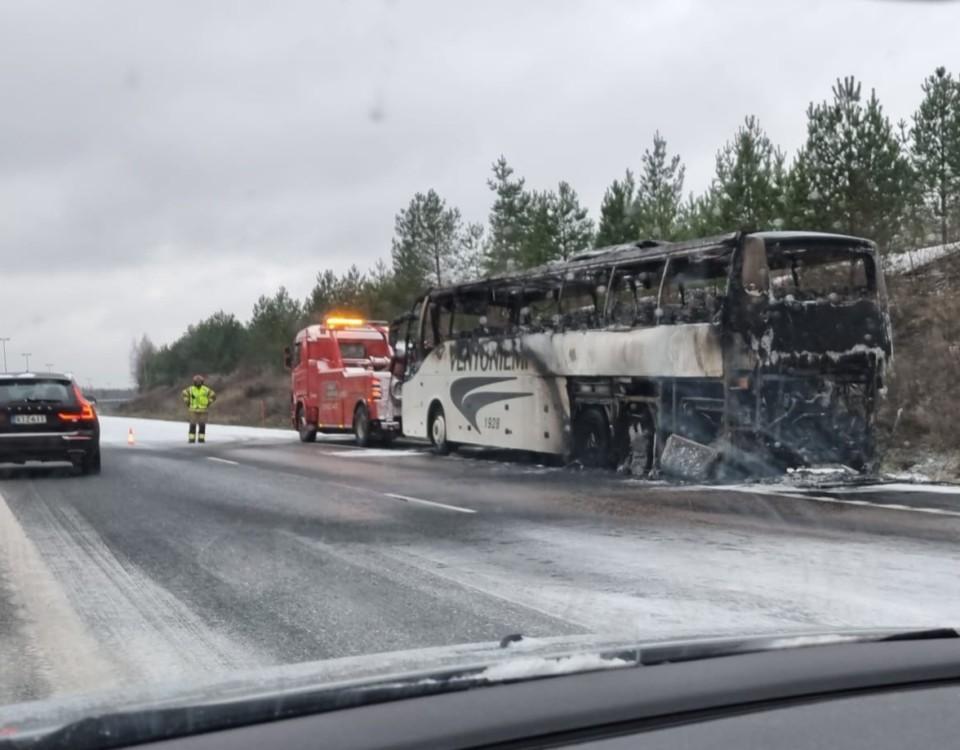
182;384;216;411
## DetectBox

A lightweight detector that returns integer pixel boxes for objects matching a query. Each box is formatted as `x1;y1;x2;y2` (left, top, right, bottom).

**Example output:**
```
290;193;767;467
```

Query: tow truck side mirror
282;346;292;369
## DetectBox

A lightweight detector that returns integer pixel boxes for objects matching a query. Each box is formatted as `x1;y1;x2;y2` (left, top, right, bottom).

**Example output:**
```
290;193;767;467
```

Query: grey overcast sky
1;0;957;386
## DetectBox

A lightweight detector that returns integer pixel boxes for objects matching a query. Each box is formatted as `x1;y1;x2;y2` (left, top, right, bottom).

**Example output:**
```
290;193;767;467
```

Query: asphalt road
3;417;960;707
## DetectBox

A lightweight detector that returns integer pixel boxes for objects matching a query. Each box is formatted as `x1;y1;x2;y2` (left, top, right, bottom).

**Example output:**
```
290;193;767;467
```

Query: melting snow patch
329;449;426;458
831;482;960;496
475;654;633;683
762;633;870;650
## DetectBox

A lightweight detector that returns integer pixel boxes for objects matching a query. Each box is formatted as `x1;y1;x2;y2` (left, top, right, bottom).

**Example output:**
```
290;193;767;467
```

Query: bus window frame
655;258;671;325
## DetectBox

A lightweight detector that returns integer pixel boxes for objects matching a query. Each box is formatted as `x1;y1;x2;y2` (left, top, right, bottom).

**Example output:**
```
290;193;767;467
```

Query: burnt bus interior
398;232;891;478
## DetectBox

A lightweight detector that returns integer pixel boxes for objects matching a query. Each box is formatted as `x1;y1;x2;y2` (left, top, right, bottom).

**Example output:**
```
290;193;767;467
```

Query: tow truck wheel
429;404;453;455
297;405;317;443
353;403;371;447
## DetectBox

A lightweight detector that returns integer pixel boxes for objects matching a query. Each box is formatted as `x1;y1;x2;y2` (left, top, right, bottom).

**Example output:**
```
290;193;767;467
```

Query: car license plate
12;414;47;425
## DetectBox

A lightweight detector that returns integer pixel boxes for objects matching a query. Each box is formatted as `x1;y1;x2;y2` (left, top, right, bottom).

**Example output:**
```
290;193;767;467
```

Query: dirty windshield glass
2;0;960;746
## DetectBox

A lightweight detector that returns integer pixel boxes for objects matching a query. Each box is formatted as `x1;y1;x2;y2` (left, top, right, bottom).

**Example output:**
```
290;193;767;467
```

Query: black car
0;372;101;475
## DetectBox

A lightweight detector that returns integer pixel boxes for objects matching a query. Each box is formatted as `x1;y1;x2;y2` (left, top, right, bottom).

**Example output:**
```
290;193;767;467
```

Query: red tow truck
285;316;400;445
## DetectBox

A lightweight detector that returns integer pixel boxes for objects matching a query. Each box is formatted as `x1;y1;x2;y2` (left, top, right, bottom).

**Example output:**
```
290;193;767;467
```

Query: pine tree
633;131;685;240
450;222;486;282
711;116;786;231
677;190;724;239
306;267;370;317
246;287;304;370
795;76;914;251
521;190;559;268
910;66;960;244
391;189;462;288
484;156;531;273
783;148;814;229
595;171;638;247
552;181;594;260
512;183;594;267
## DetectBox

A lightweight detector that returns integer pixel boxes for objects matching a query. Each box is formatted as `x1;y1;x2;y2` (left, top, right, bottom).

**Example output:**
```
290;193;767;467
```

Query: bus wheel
353;403;371;447
297;405;317;443
574;408;612;468
429;404;453;455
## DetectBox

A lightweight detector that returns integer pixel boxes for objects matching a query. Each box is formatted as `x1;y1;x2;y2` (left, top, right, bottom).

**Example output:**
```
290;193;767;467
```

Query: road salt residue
0;491;117;697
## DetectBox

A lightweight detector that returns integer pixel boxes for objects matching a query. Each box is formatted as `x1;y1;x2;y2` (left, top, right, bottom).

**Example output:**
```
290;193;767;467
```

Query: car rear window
0;379;76;405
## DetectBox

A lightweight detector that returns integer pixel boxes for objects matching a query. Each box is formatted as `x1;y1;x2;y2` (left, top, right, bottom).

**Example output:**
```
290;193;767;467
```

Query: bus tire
297;404;317;443
428;403;454;455
574;408;613;468
353;403;371;447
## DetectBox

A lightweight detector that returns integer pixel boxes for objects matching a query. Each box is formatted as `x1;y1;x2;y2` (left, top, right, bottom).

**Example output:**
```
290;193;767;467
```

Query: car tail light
59;386;97;422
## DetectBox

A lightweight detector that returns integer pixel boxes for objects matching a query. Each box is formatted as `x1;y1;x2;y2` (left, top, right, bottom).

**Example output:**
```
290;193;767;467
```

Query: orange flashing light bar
324;315;366;329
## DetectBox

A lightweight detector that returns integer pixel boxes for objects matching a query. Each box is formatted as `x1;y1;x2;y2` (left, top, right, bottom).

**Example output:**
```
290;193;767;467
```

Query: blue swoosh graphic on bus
450;376;532;432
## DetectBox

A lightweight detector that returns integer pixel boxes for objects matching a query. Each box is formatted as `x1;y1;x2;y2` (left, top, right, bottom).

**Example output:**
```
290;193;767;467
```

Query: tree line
133;69;960;390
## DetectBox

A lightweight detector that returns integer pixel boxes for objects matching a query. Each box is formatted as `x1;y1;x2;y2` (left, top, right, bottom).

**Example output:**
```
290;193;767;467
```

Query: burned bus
392;231;892;478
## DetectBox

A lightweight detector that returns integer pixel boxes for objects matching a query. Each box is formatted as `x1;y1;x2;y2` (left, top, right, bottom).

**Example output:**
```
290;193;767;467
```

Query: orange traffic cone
127;427;136;446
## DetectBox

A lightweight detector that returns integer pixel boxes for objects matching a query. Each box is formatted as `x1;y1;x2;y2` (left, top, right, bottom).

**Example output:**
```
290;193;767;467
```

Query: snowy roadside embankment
99;416;300;446
884;241;960;275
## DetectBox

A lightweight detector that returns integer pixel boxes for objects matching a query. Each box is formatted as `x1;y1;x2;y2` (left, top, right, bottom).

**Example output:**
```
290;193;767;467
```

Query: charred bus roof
428;231;877;303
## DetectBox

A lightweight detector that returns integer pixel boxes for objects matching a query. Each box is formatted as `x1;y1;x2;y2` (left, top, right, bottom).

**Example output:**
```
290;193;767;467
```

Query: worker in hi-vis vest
182;374;217;444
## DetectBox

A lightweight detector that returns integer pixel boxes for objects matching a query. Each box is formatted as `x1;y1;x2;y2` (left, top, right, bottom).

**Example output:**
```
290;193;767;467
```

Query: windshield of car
0;379;74;405
3;1;960;746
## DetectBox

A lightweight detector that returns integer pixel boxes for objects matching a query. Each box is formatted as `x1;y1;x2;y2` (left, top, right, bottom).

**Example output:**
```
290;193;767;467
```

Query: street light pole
22;352;31;371
0;338;8;373
45;363;54;372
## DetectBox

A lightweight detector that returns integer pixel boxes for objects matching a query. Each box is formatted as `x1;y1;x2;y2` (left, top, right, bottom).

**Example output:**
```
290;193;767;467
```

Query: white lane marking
326;481;477;515
376;547;592;629
0;490;117;693
699;484;960;519
383;492;477;514
206;456;239;466
327;449;426;458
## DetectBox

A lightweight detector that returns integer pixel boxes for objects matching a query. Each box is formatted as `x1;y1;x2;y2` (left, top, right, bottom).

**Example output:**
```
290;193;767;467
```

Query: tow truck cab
287;317;400;444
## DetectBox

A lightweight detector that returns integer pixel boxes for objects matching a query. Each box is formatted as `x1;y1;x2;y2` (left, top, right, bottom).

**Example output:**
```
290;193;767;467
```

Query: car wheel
81;448;102;476
429;404;454;455
353;403;371;447
297;405;317;443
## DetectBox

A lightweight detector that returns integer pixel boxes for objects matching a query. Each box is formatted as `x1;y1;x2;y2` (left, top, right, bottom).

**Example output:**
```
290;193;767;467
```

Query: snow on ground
884;241;960;274
379;515;960;641
99;416;303;446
